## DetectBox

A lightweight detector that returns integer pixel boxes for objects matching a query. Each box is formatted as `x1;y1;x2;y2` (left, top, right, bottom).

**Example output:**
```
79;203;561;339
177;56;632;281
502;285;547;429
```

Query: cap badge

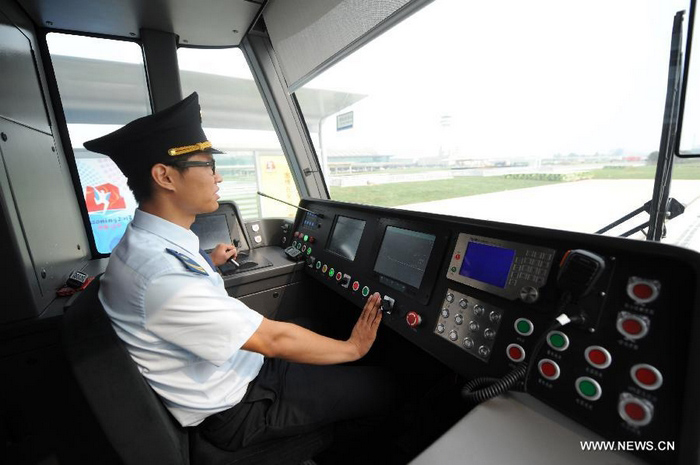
168;141;213;157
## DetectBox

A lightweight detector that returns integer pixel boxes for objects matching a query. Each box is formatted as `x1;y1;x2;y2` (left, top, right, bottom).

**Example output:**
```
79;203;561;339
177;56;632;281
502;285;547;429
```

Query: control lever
381;295;395;314
284;246;304;261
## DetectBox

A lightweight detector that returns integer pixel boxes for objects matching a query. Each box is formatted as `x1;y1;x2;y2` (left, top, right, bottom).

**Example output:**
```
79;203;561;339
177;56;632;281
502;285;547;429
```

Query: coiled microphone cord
460;363;527;404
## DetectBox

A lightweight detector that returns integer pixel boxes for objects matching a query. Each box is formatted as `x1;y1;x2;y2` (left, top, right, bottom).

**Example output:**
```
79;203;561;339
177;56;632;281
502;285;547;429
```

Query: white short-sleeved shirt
99;209;264;427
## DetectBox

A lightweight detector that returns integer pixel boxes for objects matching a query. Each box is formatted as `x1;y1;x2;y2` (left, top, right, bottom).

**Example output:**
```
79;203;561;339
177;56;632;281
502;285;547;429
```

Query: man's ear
151;163;178;192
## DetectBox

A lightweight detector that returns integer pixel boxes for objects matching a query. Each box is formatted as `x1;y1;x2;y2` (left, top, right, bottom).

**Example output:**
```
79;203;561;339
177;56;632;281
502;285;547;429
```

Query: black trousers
200;358;397;460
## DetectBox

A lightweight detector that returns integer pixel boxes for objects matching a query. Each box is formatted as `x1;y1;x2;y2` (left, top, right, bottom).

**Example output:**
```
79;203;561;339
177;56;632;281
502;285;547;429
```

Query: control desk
288;198;700;465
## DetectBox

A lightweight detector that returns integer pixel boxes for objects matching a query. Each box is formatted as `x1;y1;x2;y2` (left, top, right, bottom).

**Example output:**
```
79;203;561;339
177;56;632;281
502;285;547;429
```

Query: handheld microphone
257;192;324;218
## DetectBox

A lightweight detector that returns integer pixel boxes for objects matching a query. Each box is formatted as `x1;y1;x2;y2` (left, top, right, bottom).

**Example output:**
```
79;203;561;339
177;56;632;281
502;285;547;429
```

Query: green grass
330;176;558;206
591;163;700;180
330;163;700;206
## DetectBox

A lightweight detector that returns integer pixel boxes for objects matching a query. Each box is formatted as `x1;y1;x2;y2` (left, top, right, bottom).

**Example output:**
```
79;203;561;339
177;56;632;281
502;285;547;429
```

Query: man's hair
128;153;196;204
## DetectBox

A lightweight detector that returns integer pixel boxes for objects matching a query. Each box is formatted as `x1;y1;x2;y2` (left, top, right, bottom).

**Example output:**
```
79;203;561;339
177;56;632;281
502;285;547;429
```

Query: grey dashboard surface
410;392;646;465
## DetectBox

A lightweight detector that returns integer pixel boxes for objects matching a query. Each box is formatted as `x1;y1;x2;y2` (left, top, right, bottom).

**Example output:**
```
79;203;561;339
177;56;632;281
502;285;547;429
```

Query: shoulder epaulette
165;248;209;276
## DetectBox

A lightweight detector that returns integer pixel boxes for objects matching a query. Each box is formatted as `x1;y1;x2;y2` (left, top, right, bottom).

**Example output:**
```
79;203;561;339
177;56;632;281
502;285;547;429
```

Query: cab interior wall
0;0;88;323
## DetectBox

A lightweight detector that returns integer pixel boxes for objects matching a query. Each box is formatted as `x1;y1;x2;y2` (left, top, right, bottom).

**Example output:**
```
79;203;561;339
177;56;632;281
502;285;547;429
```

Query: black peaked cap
83;92;220;179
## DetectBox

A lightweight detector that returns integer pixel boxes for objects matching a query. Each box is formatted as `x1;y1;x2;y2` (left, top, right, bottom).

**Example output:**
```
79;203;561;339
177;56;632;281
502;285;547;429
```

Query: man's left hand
209;243;238;267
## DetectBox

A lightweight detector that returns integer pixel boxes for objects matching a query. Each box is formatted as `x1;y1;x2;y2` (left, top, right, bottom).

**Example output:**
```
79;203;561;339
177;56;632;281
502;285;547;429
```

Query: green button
316;261;322;269
451;266;457;272
579;380;598;397
304;234;309;241
516;320;531;334
362;286;370;297
329;268;335;277
549;332;566;348
306;247;312;255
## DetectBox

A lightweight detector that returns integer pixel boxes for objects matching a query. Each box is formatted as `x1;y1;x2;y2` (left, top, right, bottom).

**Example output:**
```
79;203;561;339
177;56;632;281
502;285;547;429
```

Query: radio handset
555;249;606;322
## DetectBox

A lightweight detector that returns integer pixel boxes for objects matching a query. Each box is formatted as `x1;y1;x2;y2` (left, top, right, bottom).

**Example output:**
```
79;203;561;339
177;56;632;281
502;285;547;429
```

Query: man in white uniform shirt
84;93;395;462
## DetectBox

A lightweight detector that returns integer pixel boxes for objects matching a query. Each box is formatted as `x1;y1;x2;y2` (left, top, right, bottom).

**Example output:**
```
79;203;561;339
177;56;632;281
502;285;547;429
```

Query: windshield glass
295;0;700;252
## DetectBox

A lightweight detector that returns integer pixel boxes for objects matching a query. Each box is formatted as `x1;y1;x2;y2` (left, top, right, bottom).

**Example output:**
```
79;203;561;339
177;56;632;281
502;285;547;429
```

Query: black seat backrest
62;278;189;465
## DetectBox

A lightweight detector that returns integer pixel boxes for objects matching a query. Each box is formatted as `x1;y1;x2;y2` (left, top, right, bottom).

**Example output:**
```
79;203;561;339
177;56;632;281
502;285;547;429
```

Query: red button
589;349;607;365
624;402;647;422
540;361;557;378
630;364;663;390
635;367;658;386
336;272;343;281
352;281;360;291
633;283;653;300
509;346;522;360
506;344;525;362
455;254;461;260
406;311;422;328
622;318;643;335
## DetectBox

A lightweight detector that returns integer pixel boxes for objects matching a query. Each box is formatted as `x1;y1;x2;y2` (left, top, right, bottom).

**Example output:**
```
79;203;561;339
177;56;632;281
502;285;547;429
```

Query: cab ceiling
15;0;264;46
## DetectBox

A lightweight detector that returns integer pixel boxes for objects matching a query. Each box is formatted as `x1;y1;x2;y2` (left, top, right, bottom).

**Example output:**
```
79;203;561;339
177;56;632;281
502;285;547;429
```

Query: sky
300;0;695;159
47;0;697;160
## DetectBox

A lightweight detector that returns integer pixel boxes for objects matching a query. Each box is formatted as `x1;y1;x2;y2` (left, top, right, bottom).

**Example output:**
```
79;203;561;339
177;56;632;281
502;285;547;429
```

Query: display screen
302;212;320;229
327;216;366;261
374;226;436;289
459;241;515;288
191;214;232;251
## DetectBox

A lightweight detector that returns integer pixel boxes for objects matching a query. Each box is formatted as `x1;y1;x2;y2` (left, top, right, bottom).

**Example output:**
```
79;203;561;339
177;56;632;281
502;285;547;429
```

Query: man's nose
215;171;223;183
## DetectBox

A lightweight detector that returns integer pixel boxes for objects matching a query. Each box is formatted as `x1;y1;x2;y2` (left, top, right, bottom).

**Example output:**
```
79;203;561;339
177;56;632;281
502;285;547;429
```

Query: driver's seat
62;277;332;465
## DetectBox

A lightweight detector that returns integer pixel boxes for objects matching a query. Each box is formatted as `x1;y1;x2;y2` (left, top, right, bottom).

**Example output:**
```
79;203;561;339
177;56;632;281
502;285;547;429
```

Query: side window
47;33;150;254
178;47;300;220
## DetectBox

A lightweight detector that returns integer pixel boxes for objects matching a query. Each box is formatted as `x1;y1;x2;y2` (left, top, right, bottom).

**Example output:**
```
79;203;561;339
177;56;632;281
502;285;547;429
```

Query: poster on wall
256;153;300;218
76;157;137;253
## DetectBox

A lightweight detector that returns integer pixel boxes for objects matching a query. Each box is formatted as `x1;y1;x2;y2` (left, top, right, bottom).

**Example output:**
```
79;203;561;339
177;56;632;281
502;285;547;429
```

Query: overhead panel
264;0;423;92
15;0;261;46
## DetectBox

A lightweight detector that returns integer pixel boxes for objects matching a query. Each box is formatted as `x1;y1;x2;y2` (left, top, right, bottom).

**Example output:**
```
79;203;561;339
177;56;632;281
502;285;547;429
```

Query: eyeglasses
170;159;216;175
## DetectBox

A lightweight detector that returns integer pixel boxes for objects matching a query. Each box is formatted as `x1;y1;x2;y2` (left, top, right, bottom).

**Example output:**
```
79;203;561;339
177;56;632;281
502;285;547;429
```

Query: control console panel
289;198;700;464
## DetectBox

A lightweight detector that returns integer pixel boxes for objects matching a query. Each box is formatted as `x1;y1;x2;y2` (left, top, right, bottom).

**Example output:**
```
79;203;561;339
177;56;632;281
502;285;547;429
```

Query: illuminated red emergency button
506;343;526;362
624;402;646;422
618;393;654;427
584;346;612;369
352;281;360;292
631;364;663;391
538;359;560;381
626;277;660;304
616;312;649;340
406;311;422;328
632;284;653;300
336;271;343;282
